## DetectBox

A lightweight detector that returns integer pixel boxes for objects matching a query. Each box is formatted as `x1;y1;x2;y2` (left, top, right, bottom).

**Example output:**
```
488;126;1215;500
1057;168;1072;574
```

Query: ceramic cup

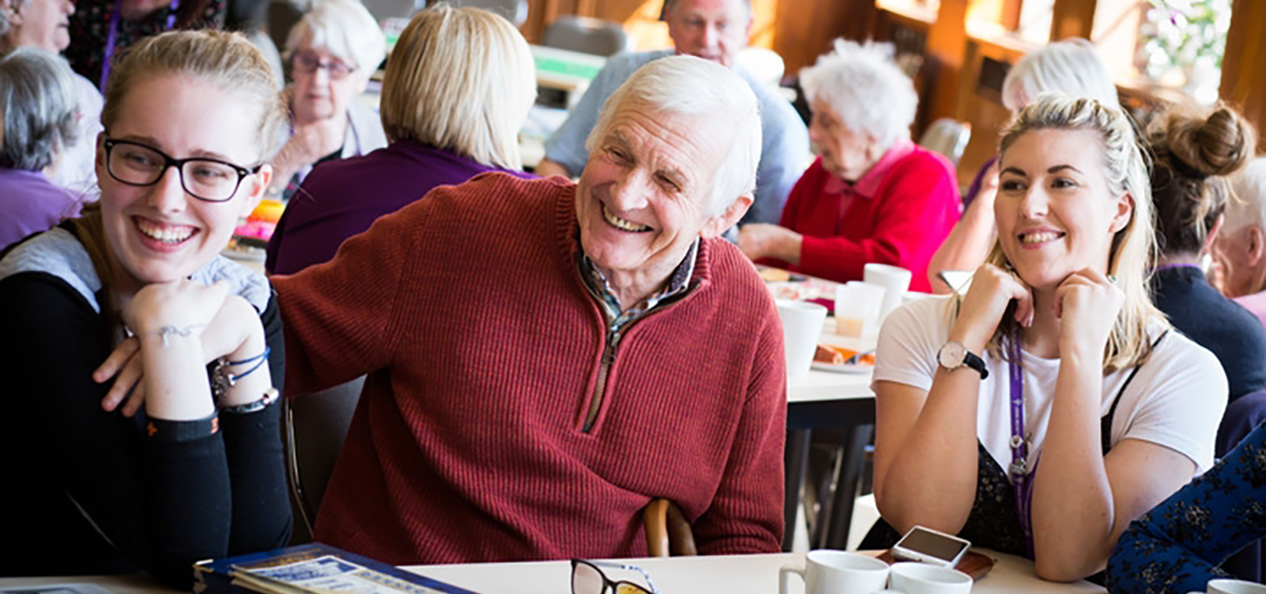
1208;579;1266;594
779;550;890;594
888;562;973;594
776;299;828;383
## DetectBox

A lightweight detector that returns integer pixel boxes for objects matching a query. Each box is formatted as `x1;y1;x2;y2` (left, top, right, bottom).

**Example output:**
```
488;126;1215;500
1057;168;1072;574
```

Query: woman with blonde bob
0;30;290;585
266;3;535;274
867;94;1226;581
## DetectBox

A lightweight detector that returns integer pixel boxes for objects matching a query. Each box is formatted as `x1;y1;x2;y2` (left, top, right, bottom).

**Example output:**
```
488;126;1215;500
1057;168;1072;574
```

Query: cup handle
779;565;806;594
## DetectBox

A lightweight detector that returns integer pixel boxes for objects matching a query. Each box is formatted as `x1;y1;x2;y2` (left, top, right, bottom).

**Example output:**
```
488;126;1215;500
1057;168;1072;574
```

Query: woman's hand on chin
97;282;262;416
121;280;230;338
1054;268;1123;359
949;263;1034;352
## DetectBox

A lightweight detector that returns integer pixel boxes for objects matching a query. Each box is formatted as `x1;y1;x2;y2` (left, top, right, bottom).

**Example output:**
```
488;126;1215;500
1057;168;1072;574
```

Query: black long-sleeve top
0;254;291;586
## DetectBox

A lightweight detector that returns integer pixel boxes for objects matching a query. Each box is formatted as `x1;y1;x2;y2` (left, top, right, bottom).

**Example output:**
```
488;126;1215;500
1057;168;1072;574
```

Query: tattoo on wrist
155;324;207;347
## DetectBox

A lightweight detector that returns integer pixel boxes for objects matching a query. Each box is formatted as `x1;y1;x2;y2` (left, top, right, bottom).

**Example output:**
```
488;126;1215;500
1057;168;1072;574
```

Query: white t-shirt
873;295;1227;474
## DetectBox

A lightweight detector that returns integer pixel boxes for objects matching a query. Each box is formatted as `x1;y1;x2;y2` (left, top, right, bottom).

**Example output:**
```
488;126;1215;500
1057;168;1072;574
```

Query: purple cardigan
266;141;534;275
0;169;84;252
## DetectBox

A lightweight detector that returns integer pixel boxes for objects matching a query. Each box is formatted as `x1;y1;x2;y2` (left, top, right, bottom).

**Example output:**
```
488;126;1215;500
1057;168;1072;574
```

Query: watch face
939;341;966;368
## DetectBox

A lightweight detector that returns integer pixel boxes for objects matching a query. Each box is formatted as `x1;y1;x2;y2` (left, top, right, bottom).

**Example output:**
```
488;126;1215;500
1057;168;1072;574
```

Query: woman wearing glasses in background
266;0;385;202
0;30;290;586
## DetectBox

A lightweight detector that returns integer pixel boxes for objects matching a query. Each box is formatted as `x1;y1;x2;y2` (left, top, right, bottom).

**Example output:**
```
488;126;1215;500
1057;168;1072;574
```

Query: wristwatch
938;340;989;379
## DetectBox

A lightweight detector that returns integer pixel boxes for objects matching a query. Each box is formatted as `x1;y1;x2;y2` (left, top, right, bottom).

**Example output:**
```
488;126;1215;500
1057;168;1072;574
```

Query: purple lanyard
99;0;181;92
1008;333;1036;558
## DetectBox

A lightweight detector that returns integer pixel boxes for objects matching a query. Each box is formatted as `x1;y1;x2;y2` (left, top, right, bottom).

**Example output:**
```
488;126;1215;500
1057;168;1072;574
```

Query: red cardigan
273;173;787;564
772;146;960;292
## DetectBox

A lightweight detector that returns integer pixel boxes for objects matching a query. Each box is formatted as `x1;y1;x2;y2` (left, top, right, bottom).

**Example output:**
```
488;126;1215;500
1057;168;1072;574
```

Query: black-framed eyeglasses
571;559;659;594
103;137;263;203
291;51;356;80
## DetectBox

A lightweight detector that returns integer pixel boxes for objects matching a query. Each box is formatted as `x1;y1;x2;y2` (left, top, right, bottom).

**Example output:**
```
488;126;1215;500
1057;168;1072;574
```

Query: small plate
811;361;874;374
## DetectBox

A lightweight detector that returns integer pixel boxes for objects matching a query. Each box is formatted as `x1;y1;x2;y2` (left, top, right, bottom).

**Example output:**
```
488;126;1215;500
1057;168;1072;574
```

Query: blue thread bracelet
212;346;271;400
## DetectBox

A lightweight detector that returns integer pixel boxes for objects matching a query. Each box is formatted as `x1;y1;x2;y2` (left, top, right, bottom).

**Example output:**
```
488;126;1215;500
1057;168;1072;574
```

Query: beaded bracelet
211;346;271;401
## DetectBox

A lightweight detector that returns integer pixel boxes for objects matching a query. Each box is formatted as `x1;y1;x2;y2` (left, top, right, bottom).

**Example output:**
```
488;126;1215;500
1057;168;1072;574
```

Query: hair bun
1167;107;1254;178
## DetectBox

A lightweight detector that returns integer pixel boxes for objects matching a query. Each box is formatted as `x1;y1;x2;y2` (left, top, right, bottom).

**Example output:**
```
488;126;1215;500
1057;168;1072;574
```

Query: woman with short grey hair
738;39;959;292
0;46;84;250
1;0;104;193
262;0;386;203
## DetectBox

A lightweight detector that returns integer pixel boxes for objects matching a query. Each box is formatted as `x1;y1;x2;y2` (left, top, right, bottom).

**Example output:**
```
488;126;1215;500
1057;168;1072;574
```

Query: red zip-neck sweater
273;173;787;564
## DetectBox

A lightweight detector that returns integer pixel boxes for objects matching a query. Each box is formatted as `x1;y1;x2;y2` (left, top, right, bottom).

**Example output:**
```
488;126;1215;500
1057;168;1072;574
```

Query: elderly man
273;56;786;565
1220;157;1266;327
535;0;808;226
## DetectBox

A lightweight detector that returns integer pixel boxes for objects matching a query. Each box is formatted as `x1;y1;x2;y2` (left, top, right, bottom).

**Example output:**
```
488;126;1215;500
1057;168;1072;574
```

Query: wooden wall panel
1220;0;1266;153
771;0;874;74
1049;0;1095;40
923;0;969;122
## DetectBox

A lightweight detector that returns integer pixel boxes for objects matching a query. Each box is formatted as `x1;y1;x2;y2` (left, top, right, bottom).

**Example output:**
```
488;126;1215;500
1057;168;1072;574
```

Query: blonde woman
928;39;1121;292
0;30;290;585
265;4;535;274
868;95;1225;581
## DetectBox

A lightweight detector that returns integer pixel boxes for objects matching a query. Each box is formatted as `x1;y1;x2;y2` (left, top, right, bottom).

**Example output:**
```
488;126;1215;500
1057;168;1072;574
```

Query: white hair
0;47;77;170
283;0;385;74
1227;157;1266;234
799;39;917;151
1002;38;1119;112
585;55;762;215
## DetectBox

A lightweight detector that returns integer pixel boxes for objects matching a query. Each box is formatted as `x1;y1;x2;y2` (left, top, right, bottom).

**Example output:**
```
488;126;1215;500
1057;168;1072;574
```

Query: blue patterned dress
1106;423;1266;593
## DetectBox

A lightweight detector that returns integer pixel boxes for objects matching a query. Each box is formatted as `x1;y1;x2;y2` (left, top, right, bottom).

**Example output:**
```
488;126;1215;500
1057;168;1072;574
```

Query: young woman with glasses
0;30;291;586
265;0;385;202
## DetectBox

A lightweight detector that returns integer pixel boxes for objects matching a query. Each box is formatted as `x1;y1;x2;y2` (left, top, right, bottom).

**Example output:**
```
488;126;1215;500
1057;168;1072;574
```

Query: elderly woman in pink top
738;40;959;292
1219;157;1266;327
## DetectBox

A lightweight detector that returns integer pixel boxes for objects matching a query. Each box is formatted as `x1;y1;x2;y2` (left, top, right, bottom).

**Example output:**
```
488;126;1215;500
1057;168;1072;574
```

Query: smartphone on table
891;525;972;568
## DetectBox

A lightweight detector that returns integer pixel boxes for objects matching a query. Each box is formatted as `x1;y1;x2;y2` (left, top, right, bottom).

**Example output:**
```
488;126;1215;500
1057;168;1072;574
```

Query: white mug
1208;579;1266;594
779;550;890;594
776;299;828;384
864;263;913;321
888;562;973;594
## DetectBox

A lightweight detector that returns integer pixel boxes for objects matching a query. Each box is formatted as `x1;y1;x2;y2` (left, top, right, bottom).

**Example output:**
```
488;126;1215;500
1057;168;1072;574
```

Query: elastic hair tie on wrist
224;347;270;368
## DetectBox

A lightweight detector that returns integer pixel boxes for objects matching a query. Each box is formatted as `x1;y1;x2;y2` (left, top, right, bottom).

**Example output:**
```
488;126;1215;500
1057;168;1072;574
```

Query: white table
402;551;1106;594
0;552;1104;594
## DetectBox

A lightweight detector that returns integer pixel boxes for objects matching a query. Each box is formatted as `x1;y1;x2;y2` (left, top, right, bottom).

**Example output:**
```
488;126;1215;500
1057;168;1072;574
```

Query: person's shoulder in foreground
1106;422;1266;593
